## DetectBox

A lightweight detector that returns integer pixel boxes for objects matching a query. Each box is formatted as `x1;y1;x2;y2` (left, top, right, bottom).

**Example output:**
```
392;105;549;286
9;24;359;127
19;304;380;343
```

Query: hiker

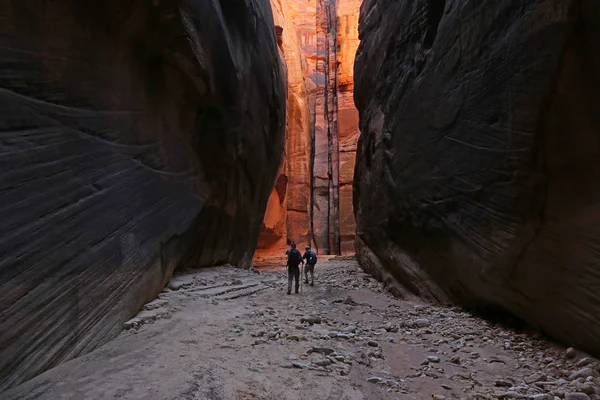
285;241;303;295
303;246;317;286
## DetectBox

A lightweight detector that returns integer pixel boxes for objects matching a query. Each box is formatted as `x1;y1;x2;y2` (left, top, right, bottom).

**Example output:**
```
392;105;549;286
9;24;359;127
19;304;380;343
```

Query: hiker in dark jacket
285;242;303;294
302;246;317;286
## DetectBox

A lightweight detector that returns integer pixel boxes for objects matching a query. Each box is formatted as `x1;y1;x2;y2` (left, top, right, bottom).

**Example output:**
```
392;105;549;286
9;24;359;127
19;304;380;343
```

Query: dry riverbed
4;256;600;400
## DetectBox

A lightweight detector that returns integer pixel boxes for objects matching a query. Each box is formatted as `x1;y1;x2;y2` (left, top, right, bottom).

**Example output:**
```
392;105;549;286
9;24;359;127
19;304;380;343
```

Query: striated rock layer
354;0;600;355
0;0;285;390
256;0;360;257
279;0;360;255
256;0;316;255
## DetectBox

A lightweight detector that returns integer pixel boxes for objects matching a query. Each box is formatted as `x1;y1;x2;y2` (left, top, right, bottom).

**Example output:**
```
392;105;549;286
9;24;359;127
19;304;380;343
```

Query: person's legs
287;267;293;294
294;267;300;293
310;264;314;285
304;265;309;283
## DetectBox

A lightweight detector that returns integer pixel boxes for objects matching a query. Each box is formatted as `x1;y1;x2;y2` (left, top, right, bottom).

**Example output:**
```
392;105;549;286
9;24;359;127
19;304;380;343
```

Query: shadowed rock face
354;0;600;355
0;0;285;390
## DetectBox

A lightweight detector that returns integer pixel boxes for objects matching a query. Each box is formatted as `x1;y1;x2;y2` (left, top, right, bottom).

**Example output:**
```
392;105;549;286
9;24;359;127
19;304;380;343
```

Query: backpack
309;251;317;265
288;248;302;267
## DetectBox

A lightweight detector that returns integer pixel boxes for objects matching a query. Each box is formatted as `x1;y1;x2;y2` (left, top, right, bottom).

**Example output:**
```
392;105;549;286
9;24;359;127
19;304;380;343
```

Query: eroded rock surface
256;0;315;254
0;0;285;390
354;0;600;355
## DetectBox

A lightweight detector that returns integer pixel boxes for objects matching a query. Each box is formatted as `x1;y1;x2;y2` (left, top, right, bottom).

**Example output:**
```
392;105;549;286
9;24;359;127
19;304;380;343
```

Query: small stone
427;355;441;363
319;299;329;306
368;341;379;347
565;394;591;400
441;384;452;390
343;325;357;333
308;347;335;355
280;363;294;369
470;352;480;359
531;395;553;400
231;279;243;285
367;377;383;383
497;391;525;399
313;359;332;367
449;355;461;365
413;318;431;328
286;335;300;341
337;333;351;340
567;348;578;359
300;316;322;325
577;384;595;395
432;395;447;400
495;380;513;388
570;368;598;380
526;373;547;384
578;358;593;368
253;340;267;345
387;337;397;343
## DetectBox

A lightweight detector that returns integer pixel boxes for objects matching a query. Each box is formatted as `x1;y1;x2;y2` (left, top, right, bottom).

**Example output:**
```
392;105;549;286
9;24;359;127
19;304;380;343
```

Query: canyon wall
354;0;600;355
258;0;360;257
256;0;315;254
0;0;285;390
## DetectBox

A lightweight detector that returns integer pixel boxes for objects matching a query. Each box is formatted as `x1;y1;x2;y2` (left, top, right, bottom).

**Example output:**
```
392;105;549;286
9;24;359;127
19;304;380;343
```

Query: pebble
387;337;397;343
413;318;431;328
279;363;294;369
427;355;441;363
495;380;512;388
308;347;335;355
570;368;598;380
319;299;329;306
253;340;267;345
531;395;553;400
567;348;578;359
441;384;452;390
367;377;383;383
449;355;461;365
342;326;357;333
313;359;332;367
565;394;591;400
368;341;379;347
577;358;593;368
497;391;525;399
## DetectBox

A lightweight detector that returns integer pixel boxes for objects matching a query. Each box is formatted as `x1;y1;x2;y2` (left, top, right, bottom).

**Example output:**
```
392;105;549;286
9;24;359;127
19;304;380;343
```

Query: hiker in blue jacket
302;246;317;286
285;242;303;294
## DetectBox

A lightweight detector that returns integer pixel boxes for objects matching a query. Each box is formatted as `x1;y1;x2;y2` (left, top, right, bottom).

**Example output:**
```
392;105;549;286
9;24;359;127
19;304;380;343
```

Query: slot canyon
1;0;600;399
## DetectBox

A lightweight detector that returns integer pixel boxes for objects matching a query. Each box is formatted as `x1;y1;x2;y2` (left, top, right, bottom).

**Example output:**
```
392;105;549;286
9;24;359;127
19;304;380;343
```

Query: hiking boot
295;290;299;294
305;280;309;284
310;282;314;286
287;290;291;295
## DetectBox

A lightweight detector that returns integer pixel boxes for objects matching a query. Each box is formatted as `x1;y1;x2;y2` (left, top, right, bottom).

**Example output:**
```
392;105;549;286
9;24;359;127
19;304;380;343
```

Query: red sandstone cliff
257;0;361;258
256;0;316;255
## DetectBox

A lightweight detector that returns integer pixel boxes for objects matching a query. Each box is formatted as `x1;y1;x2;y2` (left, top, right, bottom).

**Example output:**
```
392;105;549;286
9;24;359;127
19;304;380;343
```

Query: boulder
0;0;285;390
354;0;600;355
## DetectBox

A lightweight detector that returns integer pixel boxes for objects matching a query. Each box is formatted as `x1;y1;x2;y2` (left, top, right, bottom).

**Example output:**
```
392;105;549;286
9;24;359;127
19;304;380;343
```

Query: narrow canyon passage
4;257;599;400
1;0;600;398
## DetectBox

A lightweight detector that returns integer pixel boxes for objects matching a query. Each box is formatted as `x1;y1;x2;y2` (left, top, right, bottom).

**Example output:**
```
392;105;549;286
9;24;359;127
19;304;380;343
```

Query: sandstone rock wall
354;0;600;355
0;0;285;390
256;0;315;254
256;0;360;257
277;0;360;255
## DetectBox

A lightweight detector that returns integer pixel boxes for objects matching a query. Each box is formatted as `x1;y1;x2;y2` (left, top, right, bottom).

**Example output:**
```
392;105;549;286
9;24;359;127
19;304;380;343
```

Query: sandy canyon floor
4;257;600;400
